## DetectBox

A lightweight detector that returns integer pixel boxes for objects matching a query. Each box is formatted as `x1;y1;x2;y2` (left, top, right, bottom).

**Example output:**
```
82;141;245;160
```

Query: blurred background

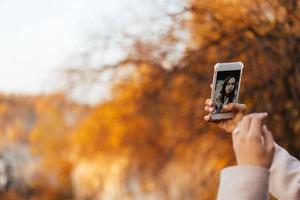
0;0;299;199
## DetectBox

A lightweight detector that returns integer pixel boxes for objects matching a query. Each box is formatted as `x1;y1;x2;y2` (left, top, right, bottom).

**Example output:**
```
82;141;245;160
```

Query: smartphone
210;62;244;121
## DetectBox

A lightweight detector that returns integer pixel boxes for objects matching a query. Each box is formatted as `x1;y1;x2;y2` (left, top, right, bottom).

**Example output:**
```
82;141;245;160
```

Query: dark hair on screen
220;76;237;104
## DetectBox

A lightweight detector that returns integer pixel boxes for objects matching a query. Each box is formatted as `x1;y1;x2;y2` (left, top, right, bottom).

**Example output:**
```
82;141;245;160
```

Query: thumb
222;103;246;113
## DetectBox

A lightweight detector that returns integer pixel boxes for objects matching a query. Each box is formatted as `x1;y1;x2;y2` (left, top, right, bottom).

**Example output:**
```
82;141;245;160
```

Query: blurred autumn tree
69;0;300;199
188;0;300;156
0;0;299;199
0;94;89;199
29;94;90;199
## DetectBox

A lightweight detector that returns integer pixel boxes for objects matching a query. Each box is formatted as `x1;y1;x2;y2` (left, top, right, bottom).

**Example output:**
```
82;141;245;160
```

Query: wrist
237;159;271;169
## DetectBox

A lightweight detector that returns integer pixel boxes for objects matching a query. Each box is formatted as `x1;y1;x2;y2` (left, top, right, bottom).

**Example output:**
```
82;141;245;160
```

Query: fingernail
262;125;269;132
263;112;268;116
258;112;268;116
263;124;267;129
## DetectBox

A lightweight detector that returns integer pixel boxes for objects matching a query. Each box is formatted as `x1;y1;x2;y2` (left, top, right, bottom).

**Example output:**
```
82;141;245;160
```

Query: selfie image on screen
213;70;241;114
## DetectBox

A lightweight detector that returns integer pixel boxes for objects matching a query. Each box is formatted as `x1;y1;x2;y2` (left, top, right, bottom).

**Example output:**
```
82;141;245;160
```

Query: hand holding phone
204;99;246;133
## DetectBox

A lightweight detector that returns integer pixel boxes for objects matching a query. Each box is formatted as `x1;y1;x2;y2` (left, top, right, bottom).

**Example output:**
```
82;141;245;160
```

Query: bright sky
0;0;184;103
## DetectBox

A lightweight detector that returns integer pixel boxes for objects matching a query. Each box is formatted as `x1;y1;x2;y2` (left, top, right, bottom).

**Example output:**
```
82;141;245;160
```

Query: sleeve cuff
217;165;270;200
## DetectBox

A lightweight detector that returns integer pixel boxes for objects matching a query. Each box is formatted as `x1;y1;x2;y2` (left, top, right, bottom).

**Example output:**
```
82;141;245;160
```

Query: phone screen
213;70;241;114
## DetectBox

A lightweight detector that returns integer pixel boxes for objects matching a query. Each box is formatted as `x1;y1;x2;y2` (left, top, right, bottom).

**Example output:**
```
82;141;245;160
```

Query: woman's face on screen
225;77;236;94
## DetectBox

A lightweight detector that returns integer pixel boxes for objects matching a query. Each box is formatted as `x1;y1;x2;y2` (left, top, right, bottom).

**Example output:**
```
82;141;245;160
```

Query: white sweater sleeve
217;165;270;200
269;143;300;200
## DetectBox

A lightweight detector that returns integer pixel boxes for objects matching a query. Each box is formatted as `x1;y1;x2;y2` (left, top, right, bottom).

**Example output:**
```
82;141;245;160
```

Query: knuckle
237;135;246;143
249;112;258;118
242;115;250;122
249;113;258;118
241;116;247;121
205;99;210;104
248;133;261;141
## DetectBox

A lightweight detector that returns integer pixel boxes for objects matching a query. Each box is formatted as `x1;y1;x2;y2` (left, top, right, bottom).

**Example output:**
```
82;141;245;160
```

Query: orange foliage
0;0;299;199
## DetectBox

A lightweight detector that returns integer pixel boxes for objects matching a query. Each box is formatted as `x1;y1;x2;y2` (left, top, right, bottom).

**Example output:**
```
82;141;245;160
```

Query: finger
240;114;252;133
210;84;213;89
249;113;268;137
205;99;213;106
222;103;246;114
204;113;212;121
232;122;242;146
262;125;274;151
205;106;214;112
